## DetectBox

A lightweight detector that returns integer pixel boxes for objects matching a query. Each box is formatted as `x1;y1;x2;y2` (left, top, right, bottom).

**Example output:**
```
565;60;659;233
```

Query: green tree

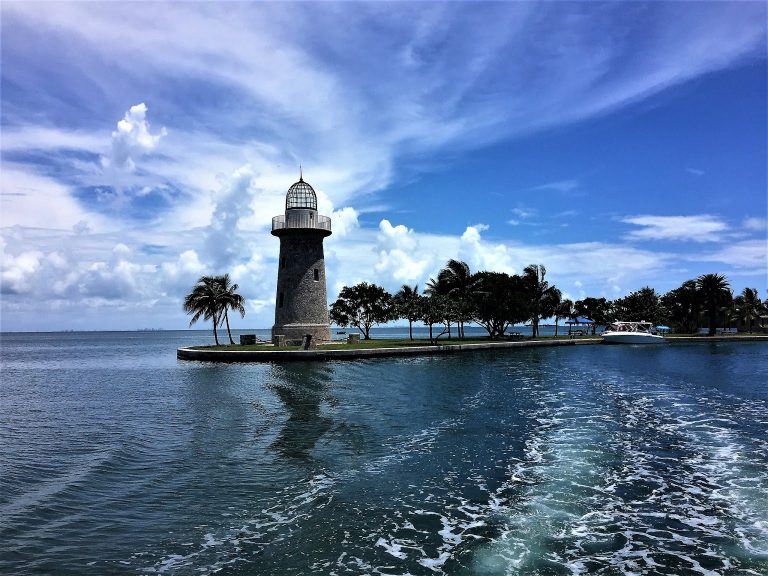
471;272;529;338
424;275;448;296
661;280;700;334
522;264;559;337
393;284;422;340
329;282;395;339
420;293;455;344
183;275;224;345
574;297;614;333
215;274;246;345
424;275;456;338
553;298;574;337
696;273;731;336
734;287;763;332
612;287;664;325
436;259;479;338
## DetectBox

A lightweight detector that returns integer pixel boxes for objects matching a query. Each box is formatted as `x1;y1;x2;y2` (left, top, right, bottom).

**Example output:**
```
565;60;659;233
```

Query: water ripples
1;334;767;575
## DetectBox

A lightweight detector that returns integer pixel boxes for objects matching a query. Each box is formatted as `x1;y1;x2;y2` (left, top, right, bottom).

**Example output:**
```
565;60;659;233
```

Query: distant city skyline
1;2;766;331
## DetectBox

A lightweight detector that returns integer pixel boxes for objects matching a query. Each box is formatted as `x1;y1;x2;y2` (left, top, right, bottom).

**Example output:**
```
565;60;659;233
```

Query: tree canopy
471;272;529;338
696;274;732;336
329;282;396;339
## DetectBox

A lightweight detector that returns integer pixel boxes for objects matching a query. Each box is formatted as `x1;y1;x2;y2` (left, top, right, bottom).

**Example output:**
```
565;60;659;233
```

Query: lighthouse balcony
272;213;332;232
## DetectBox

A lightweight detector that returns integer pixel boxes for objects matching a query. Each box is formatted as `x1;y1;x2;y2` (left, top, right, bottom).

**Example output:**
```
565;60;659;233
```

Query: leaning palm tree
522;264;560;338
424;276;454;337
696;273;731;336
436;259;478;338
553;298;574;338
215;274;246;344
183;275;224;345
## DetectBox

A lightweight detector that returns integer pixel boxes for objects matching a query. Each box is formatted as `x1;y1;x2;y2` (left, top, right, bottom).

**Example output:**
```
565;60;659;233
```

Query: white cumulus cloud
103;103;166;172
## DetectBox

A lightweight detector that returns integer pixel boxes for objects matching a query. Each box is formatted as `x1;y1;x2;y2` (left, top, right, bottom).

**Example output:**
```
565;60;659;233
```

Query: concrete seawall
177;335;768;363
178;337;602;362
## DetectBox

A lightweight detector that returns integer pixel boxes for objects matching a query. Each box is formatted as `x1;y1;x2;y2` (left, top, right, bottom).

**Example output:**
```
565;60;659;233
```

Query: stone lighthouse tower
271;173;332;342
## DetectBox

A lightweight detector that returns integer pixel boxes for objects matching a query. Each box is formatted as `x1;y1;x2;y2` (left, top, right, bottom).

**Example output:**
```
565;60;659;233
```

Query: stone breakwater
177;335;768;362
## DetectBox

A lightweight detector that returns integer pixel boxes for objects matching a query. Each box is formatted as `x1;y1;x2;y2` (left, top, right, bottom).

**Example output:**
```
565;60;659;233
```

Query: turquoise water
1;331;767;575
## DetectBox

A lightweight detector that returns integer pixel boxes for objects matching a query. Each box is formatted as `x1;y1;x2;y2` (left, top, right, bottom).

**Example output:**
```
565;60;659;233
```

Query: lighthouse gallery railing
272;214;331;232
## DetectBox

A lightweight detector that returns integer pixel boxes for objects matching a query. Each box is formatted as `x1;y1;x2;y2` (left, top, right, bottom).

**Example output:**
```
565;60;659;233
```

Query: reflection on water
268;364;335;459
0;332;767;575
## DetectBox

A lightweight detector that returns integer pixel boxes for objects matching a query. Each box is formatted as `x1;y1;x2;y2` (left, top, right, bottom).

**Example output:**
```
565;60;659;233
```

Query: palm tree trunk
212;313;220;345
224;309;234;344
554;317;559;337
708;307;717;336
409;319;413;340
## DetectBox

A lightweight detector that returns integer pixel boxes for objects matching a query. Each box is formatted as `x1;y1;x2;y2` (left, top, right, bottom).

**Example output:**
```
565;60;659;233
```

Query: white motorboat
602;321;665;344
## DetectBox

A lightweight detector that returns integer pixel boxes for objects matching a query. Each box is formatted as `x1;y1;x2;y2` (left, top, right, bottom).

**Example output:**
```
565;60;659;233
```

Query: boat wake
470;365;768;575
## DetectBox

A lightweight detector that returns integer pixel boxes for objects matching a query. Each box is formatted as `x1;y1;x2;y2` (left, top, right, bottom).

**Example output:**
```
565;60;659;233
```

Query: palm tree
216;274;246;344
184;275;224;345
696;273;731;336
522;264;559;338
554;298;574;337
735;287;762;333
394;284;421;340
424;276;454;338
424;275;448;296
436;259;478;338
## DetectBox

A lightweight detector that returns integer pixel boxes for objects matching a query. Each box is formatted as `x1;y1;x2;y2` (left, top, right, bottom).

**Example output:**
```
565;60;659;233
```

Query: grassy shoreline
189;332;768;351
192;334;596;351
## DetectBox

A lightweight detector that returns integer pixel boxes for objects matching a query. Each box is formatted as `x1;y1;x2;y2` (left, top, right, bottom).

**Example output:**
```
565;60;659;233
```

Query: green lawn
188;334;598;351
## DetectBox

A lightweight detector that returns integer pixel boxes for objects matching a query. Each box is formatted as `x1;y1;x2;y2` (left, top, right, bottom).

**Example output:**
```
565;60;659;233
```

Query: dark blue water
1;332;766;575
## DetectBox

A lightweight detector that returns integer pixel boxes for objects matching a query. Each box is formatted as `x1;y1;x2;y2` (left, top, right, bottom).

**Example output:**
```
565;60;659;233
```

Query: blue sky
1;2;766;331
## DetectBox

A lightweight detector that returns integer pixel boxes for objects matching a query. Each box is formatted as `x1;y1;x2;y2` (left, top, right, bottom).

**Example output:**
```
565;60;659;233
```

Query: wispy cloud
743;217;767;232
508;206;538;225
622;215;728;243
686;167;706;177
1;2;765;329
2;2;764;212
690;240;767;271
529;179;581;194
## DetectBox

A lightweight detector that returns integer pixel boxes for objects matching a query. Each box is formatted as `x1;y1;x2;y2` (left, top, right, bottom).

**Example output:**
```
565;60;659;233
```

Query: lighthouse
271;173;332;342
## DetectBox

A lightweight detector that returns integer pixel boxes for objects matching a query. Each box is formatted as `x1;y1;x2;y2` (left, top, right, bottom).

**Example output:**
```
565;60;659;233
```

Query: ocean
1;331;766;575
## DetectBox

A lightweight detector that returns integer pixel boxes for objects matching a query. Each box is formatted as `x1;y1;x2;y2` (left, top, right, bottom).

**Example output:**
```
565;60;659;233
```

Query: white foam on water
470;383;620;574
137;358;768;576
376;537;408;559
469;366;768;576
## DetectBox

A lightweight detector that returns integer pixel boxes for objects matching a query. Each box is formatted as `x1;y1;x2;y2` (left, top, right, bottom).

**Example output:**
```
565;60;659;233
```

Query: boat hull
602;332;665;344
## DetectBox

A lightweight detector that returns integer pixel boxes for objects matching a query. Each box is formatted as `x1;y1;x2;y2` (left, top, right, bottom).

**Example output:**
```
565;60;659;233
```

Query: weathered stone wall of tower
272;229;330;342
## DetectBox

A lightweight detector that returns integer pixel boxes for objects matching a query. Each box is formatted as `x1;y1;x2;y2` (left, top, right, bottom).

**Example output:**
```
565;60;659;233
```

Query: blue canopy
656;325;671;330
565;316;595;324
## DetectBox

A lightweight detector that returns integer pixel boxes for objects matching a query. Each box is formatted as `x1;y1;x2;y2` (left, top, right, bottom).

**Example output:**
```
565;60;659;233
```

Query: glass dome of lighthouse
285;172;317;210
